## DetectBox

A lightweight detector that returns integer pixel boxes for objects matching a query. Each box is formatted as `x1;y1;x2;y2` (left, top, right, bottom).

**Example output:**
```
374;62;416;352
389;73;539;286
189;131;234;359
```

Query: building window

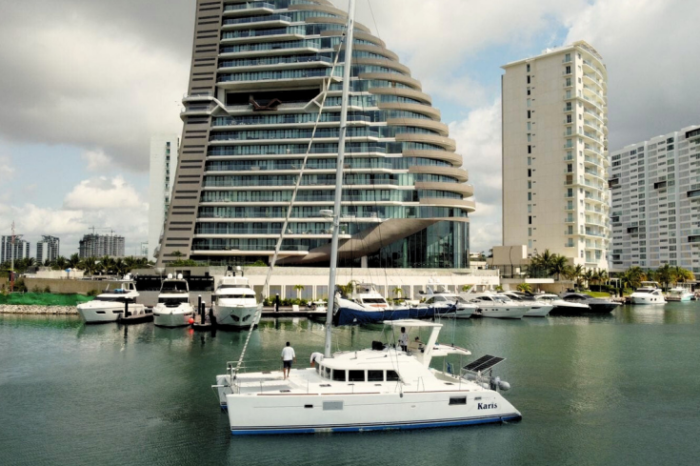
565;65;571;74
528;169;532;177
528;228;532;236
527;157;532;166
528;215;532;224
527;110;531;118
527;75;531;84
526;64;530;72
564;53;571;62
528;145;532;154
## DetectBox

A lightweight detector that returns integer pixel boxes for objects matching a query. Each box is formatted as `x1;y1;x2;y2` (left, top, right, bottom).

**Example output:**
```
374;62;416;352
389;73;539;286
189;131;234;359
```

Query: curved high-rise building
158;0;474;268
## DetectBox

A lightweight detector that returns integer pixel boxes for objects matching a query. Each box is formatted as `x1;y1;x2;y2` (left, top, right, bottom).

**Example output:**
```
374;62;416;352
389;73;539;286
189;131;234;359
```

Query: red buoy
189;318;195;325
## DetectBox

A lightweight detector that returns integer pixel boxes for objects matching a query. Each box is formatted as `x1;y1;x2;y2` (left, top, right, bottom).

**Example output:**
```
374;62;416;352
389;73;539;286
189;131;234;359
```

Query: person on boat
399;327;408;352
281;342;296;379
309;352;323;367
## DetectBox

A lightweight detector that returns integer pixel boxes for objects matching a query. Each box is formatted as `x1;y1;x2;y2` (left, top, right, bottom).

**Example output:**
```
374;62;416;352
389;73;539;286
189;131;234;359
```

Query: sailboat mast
325;0;356;358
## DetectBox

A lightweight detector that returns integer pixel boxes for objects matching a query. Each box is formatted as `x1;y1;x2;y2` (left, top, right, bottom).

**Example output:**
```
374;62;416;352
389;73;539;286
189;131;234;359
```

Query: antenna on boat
325;0;356;359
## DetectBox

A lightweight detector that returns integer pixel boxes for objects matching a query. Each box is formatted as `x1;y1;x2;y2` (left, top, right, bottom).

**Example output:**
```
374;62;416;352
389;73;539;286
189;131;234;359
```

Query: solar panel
463;355;505;372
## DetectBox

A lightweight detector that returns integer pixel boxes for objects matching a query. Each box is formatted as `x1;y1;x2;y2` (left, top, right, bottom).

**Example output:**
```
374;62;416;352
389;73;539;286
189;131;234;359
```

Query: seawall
0;305;78;315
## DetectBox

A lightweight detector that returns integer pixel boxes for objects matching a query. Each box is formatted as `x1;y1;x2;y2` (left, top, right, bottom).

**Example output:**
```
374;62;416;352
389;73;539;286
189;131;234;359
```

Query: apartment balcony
222;14;293;30
582;59;606;80
221;28;306;45
223;2;276;17
218;55;333;72
220;44;321;59
216;69;341;90
584;144;602;156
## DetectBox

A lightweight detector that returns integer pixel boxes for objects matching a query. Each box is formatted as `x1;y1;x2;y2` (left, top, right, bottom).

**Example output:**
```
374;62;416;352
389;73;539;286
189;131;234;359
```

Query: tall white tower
148;135;180;259
502;41;610;269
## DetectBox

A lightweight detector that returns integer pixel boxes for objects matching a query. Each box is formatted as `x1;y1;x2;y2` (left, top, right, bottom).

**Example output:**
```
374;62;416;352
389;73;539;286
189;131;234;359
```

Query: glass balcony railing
219;55;333;69
225;2;275;12
223;14;291;26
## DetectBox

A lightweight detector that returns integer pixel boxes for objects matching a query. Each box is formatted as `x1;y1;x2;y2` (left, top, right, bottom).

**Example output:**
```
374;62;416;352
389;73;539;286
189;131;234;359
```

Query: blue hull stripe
230;414;522;436
336;305;456;326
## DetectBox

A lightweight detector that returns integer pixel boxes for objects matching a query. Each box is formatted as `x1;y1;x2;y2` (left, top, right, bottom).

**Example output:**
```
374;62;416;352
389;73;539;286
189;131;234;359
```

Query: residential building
609;125;700;273
148;135;180;259
157;0;475;268
1;236;31;263
502;40;610;269
78;233;125;259
36;235;60;264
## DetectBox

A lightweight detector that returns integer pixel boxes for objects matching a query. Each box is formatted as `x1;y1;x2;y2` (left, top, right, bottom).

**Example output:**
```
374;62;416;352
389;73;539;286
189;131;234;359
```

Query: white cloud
82;149;114;172
0;11;187;171
0;176;148;256
448;100;503;252
64;176;144;211
0;155;14;179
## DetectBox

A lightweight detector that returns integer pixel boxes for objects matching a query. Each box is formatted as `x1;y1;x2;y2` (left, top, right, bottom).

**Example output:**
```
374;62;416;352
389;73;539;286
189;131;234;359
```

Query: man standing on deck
275;293;281;313
399;327;409;352
281;342;296;379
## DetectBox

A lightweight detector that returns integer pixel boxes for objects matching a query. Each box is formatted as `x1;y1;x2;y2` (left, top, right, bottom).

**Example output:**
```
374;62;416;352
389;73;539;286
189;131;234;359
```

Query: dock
261;307;328;319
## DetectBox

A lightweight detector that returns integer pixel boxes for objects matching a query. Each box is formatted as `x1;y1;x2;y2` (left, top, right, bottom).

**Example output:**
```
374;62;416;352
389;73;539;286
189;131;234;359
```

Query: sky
0;0;698;257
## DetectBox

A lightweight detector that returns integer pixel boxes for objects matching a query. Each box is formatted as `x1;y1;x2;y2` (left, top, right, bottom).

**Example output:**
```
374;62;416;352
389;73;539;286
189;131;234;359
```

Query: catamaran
212;1;521;435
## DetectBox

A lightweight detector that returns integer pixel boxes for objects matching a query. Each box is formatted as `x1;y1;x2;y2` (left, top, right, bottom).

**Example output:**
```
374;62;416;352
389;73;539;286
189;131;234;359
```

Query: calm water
1;304;699;466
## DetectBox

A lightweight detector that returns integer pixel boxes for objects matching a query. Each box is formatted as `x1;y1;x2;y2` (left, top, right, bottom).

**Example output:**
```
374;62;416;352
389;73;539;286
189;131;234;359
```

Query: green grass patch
584;291;611;298
0;293;94;307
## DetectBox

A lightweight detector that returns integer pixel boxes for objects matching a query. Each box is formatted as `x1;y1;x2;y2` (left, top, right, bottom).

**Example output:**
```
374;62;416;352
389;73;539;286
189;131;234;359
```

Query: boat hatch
464;355;505;372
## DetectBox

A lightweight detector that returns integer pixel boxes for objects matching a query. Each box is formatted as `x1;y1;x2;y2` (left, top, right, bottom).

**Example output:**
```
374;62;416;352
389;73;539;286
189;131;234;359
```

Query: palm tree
68;253;80;269
516;283;532;293
461;285;472;292
293;284;305;300
582;269;594;289
674;266;695;285
392;287;403;298
593;269;608;291
549;255;569;281
54;256;67;270
655;264;676;290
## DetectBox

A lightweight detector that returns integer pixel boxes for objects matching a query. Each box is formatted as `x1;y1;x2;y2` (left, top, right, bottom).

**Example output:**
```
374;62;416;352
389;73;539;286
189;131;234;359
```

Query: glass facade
167;0;475;268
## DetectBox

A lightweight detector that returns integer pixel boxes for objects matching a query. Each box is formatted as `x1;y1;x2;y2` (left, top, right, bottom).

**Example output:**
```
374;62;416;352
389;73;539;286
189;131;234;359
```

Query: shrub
87;289;100;297
43;286;51;294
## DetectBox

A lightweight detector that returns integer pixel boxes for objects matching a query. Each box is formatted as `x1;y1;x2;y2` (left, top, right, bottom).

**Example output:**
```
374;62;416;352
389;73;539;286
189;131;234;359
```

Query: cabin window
386;370;400;382
332;370;346;382
348;370;365;382
368;370;383;382
324;367;331;379
449;397;467;405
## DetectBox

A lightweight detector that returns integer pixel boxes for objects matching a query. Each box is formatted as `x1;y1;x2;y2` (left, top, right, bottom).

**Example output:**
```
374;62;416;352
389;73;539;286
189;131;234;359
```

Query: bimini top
382;319;442;328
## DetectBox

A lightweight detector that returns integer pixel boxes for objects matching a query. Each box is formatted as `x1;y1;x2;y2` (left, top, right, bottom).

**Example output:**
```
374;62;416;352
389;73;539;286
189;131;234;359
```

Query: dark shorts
283;360;292;369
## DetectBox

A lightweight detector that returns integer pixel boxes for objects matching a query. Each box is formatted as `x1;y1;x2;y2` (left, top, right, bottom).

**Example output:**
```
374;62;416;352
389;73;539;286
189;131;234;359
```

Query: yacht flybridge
211;0;520;435
214;320;521;434
153;274;195;328
77;276;148;324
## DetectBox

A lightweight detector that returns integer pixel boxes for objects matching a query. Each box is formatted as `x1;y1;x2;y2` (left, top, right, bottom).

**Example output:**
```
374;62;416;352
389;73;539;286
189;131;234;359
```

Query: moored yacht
559;292;620;313
153;274;195;328
502;292;554;317
77;276;148;324
629;282;666;305
463;292;528;319
422;281;477;319
666;286;694;302
212;271;261;329
537;293;591;316
214;320;521;434
335;283;456;325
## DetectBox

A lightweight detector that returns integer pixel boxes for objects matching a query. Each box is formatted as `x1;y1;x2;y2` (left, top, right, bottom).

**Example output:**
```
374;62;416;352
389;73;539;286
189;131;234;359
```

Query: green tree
516;283;532;293
293;284;305;299
549;255;569;281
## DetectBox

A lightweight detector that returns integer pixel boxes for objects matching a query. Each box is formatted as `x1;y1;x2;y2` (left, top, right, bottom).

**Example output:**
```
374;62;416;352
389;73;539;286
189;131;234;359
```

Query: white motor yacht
537;293;591;315
502;292;554;317
422;282;476;319
463;292;528;319
153;274;195;328
77;276;148;324
629;282;666;305
212;271;261;329
666;286;694;302
214;320;521;434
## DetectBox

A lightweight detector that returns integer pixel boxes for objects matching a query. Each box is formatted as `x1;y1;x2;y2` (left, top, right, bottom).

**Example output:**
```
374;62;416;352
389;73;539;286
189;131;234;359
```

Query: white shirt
281;346;296;361
399;332;409;346
309;352;324;364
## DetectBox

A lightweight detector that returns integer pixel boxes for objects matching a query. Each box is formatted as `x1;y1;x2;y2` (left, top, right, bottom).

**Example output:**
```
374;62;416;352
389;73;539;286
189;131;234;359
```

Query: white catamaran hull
153;305;194;328
224;389;520;435
77;303;146;324
213;303;262;328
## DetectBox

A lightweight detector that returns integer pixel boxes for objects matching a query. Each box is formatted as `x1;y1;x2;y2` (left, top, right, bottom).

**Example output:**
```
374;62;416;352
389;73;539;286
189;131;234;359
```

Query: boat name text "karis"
477;403;498;410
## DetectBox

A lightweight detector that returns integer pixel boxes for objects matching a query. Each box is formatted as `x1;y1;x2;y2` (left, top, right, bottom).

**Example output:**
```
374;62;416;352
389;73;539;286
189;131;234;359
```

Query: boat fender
498;381;511;391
